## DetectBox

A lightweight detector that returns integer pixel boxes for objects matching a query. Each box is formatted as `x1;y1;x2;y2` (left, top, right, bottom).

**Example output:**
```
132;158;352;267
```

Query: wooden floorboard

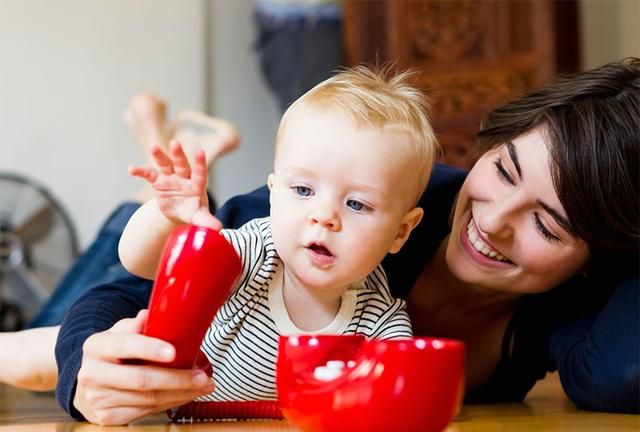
1;373;638;431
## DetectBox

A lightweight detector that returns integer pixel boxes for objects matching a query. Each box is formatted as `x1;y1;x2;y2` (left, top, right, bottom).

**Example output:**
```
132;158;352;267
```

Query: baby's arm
119;141;221;280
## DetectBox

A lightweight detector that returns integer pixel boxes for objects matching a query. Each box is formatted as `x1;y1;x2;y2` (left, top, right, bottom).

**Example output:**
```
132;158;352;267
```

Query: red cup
277;335;465;432
143;224;241;369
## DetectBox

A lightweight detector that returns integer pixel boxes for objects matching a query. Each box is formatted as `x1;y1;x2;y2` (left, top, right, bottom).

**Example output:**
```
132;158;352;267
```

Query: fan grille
0;173;78;330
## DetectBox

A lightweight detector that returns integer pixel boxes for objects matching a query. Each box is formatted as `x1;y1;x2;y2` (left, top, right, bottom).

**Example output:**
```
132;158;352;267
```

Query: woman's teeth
466;220;510;262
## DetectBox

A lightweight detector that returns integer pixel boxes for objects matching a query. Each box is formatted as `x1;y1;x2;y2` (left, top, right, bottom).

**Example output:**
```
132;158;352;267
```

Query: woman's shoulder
382;164;466;299
215;186;271;229
416;163;467;234
420;163;467;204
523;271;632;322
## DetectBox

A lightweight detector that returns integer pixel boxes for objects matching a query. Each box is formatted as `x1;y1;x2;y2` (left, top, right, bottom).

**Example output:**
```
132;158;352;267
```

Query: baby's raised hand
129;140;220;229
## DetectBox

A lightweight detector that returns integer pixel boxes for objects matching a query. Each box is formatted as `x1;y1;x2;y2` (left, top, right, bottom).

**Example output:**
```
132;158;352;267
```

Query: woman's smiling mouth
466;219;510;262
461;217;514;266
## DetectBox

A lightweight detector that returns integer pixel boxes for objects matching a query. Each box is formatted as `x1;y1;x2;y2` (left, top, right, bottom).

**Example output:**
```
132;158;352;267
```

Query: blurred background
0;0;638;325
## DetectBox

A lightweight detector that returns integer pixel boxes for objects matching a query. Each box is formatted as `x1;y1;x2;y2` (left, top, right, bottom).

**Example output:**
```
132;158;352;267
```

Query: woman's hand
73;310;215;426
129;140;221;229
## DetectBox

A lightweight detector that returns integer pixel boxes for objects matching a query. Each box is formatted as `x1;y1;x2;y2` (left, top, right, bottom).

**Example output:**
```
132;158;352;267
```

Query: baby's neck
281;269;344;332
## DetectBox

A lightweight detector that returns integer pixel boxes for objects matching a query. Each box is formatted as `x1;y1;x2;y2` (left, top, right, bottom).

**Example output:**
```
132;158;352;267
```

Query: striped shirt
196;217;412;401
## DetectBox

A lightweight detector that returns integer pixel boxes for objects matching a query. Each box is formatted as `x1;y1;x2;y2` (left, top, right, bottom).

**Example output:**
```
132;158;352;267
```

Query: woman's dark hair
476;58;639;278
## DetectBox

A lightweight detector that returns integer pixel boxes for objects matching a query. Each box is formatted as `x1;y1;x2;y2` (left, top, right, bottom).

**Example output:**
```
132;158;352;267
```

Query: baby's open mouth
308;243;333;257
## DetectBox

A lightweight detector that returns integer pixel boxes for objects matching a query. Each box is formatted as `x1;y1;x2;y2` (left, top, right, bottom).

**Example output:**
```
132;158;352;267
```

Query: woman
11;59;640;424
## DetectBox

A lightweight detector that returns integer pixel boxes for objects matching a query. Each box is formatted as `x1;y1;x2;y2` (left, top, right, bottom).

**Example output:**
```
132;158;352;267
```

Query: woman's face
446;128;589;294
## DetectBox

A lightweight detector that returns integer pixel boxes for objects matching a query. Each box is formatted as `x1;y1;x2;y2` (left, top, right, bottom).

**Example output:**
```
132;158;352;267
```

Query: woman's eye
534;213;560;242
347;199;367;211
294;186;312;197
494;159;515;185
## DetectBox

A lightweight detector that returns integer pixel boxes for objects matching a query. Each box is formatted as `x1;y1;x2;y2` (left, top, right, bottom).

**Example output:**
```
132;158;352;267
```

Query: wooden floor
0;373;638;431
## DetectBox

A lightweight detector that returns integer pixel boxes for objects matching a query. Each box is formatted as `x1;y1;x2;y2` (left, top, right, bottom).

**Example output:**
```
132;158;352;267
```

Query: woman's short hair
476;58;639;277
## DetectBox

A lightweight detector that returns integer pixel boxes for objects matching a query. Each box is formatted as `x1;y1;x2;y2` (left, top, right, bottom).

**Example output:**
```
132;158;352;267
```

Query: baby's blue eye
294;186;312;197
347;199;364;211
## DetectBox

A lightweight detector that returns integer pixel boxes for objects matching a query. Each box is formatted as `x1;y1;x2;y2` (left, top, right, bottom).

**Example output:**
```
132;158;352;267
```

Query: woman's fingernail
159;346;174;360
192;372;209;386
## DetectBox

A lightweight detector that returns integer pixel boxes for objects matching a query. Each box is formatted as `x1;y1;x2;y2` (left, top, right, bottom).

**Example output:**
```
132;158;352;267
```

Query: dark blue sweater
55;164;640;419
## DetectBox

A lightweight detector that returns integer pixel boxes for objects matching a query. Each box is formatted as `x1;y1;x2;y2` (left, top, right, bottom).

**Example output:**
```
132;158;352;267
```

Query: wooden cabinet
342;0;561;169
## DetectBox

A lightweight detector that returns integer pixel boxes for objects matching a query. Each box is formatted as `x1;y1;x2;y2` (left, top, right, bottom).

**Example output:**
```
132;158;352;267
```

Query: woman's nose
309;205;341;231
477;198;519;238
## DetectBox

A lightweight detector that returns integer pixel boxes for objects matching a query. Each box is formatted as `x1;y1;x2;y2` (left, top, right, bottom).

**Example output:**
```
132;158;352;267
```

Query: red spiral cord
168;400;283;422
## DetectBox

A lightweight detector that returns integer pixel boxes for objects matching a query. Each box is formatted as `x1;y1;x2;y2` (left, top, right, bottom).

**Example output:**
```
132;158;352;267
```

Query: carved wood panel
343;0;557;169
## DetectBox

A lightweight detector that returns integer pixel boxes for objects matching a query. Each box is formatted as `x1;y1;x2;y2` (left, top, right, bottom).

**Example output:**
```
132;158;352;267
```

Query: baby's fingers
150;145;175;175
128;166;158;183
191;150;208;193
169;140;192;178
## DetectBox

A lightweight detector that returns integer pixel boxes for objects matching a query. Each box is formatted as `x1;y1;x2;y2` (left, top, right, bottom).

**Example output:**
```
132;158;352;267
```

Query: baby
119;66;438;401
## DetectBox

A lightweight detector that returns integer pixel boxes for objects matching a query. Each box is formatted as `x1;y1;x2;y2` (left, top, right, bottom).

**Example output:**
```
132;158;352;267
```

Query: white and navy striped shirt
197;217;412;401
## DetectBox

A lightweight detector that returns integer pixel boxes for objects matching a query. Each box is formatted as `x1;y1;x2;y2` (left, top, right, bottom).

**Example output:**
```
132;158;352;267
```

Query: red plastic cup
142;224;241;369
277;335;465;432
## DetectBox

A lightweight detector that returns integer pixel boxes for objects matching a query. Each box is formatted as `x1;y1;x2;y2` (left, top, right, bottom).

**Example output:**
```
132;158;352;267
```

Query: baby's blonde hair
276;65;439;205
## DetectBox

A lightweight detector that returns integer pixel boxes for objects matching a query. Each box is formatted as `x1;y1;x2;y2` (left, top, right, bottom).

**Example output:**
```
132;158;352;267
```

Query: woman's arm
550;278;639;413
55;274;152;420
55;275;215;425
56;187;272;423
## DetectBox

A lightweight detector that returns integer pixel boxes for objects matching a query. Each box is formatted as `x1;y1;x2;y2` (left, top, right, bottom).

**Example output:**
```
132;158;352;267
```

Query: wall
0;0;207;248
207;0;280;209
1;0;637;253
581;0;640;68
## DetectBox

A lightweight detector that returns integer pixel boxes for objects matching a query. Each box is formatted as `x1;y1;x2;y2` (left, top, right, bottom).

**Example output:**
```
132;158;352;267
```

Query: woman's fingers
79;361;213;393
74;384;155;426
83;331;174;364
75;312;216;426
76;360;213;425
109;309;147;334
80;379;213;408
78;405;155;427
83;312;173;363
76;384;212;426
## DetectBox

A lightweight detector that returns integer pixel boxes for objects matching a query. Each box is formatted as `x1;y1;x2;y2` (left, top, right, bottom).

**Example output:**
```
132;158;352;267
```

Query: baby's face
269;108;421;296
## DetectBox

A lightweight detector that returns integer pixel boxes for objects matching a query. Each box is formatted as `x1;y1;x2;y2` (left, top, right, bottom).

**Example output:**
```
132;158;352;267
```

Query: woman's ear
389;207;424;254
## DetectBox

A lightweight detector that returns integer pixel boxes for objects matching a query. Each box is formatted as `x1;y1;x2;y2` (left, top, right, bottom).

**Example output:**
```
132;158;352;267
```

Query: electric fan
0;173;79;331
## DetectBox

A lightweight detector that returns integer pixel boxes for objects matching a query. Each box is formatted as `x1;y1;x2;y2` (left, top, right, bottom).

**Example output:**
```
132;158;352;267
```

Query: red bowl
277;335;465;432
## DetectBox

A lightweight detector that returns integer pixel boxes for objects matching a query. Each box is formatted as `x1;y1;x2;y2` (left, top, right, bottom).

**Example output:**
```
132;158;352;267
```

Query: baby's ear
267;174;275;207
389;207;424;254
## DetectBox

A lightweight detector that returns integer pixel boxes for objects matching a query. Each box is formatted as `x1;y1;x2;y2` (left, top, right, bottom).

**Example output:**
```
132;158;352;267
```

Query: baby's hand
129;140;220;229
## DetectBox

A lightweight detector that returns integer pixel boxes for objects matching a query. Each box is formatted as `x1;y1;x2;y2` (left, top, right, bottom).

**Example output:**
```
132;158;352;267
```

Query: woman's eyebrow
537;199;576;236
506;141;522;178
